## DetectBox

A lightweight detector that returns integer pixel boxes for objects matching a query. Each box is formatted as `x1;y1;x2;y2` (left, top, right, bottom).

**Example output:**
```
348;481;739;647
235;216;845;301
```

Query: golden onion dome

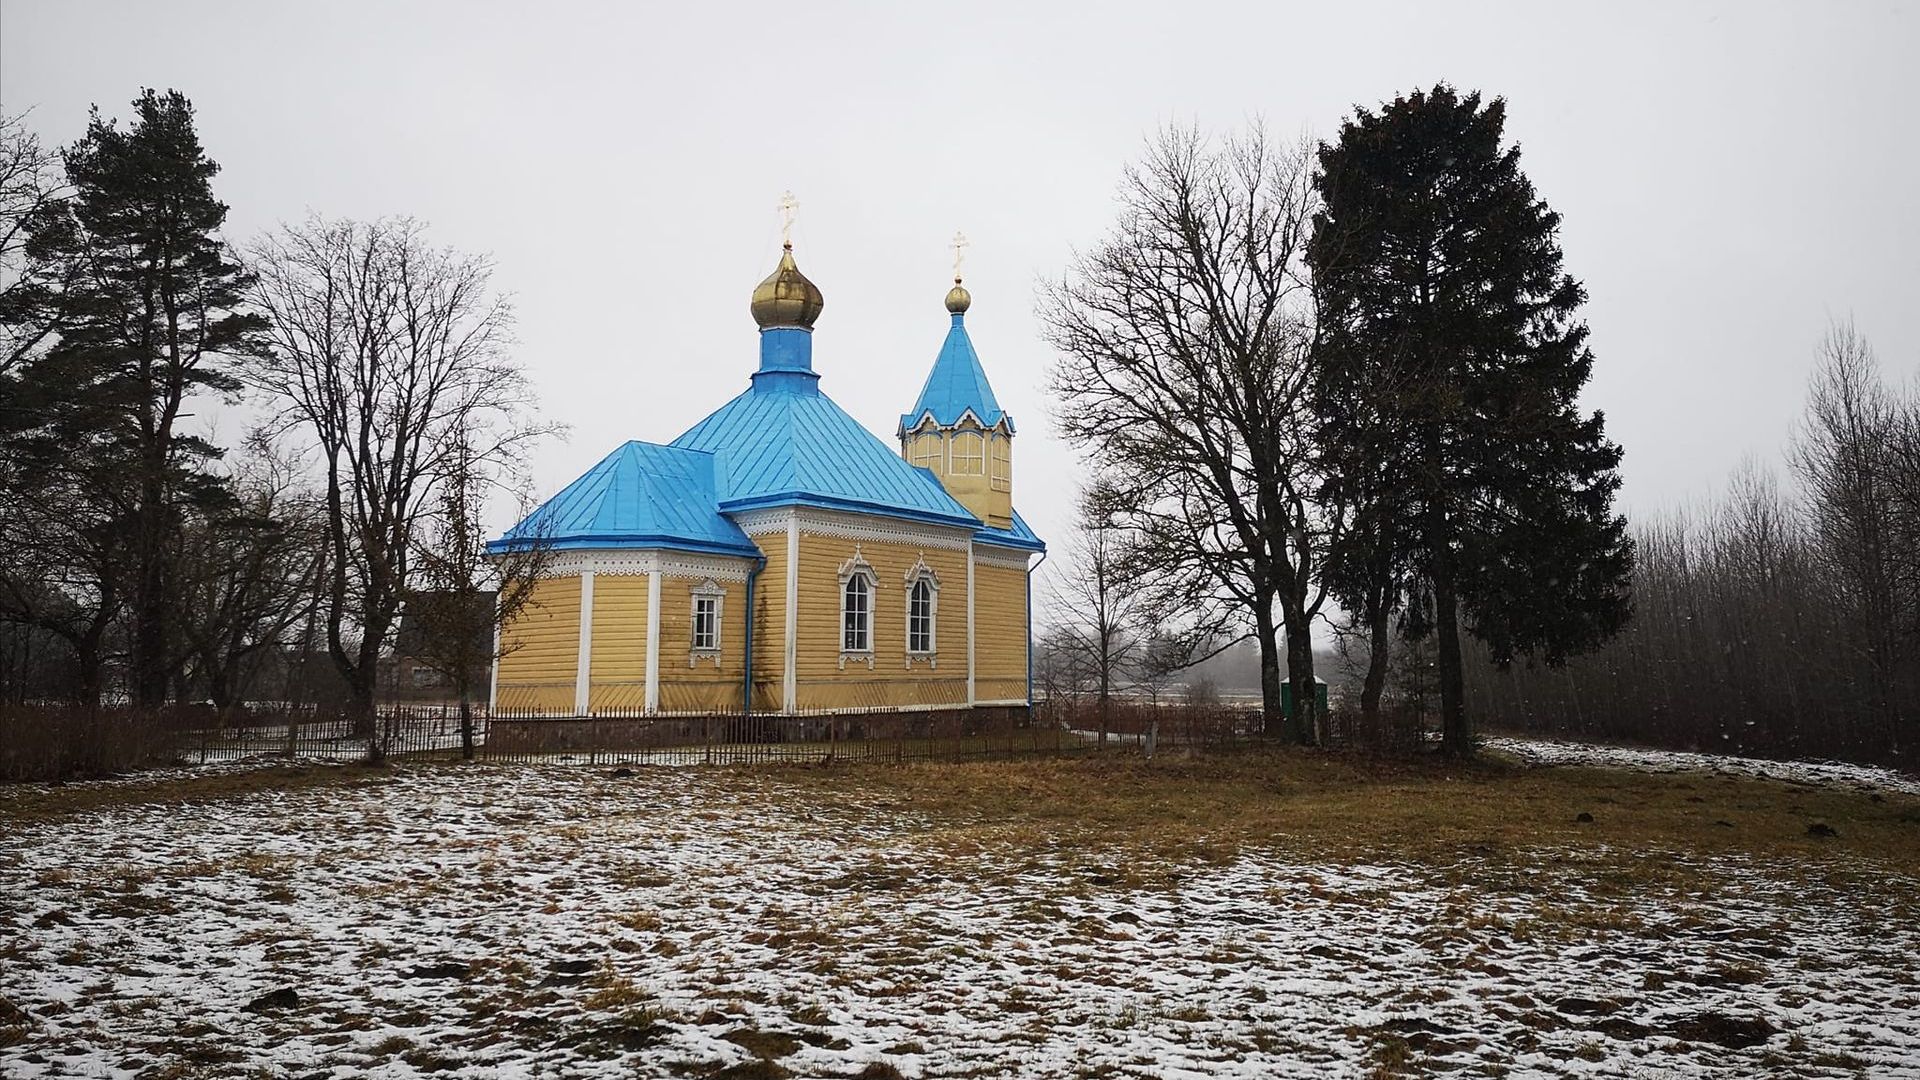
750;244;825;330
944;277;971;315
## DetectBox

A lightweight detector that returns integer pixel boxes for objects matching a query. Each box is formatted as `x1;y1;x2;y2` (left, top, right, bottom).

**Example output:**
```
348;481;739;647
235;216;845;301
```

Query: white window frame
838;548;877;669
688;578;725;667
951;430;985;475
904;555;940;667
908;431;944;471
988;433;1011;492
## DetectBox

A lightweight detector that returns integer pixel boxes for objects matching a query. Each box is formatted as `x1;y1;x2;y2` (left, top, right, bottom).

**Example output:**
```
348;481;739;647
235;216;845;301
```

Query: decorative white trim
734;506;798;538
687;578;726;668
782;515;799;713
899;410;1012;438
973;545;1036;571
575;571;595;716
644;570;661;714
965;543;976;706
727;506;985;554
904;554;939;668
756;506;973;552
542;549;753;582
837;545;878;670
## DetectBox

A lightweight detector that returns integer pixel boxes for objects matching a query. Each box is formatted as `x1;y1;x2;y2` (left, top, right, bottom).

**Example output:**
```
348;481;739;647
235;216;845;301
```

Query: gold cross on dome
777;191;799;247
950;230;970;280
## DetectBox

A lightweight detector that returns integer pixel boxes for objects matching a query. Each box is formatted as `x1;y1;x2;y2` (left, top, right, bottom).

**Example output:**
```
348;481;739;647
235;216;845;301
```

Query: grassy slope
7;748;1916;879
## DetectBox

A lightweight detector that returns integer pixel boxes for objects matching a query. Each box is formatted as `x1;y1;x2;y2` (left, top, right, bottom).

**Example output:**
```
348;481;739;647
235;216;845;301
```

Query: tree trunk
1434;566;1471;756
458;678;475;761
1254;602;1282;738
1283;611;1315;745
73;636;104;709
131;475;170;708
1097;635;1110;747
1360;600;1391;727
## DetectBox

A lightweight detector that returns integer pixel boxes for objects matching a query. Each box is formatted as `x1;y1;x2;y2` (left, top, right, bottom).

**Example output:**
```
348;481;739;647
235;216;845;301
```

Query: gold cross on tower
778;191;799;248
950;230;970;282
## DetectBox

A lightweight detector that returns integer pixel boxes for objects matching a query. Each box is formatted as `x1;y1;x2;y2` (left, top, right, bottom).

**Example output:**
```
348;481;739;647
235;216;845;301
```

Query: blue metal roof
487;441;761;558
974;508;1046;553
900;313;1010;432
672;368;982;530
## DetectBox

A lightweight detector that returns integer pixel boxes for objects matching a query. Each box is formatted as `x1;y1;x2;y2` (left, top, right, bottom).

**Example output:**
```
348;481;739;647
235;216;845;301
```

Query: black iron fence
3;697;1271;781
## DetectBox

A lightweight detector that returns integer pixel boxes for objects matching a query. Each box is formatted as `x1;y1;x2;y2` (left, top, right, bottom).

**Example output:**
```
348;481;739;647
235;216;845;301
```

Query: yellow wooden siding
791;535;970;711
973;561;1029;701
587;575;649;713
750;536;786;710
496;575;580;713
655;576;745;678
658;575;747;713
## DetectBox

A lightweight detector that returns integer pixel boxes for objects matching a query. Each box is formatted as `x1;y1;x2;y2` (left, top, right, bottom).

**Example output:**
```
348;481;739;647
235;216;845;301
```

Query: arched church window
839;548;877;666
903;556;940;666
908;579;934;653
952;431;985;474
989;434;1011;492
688;578;725;667
843;575;871;653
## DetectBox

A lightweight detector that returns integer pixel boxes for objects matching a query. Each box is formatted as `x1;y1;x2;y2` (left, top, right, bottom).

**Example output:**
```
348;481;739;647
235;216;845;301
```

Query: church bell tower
899;242;1014;530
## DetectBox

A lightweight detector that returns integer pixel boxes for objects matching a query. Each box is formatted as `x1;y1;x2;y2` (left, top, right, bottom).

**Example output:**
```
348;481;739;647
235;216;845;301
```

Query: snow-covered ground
3;759;1918;1078
1486;736;1920;797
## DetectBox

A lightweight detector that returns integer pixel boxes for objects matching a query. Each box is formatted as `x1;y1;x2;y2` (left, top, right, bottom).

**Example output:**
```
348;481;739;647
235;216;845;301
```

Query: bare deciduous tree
175;429;325;713
1044;479;1150;744
0;109;68;374
1042;125;1336;741
404;433;551;760
1790;321;1913;740
246;216;551;756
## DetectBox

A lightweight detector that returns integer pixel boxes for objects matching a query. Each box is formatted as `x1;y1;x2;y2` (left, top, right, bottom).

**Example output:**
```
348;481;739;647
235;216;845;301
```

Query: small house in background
392;590;496;698
485;239;1044;720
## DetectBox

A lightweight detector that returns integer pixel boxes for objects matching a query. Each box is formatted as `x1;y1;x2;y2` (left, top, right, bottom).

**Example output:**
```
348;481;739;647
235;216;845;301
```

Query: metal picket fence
3;696;1268;780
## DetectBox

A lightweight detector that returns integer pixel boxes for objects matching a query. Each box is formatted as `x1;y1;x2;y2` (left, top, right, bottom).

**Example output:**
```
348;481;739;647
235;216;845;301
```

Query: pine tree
1309;85;1632;756
13;89;264;706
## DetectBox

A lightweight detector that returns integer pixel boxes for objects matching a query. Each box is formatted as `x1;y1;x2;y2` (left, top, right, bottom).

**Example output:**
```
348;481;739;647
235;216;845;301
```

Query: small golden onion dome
944;277;971;314
750;244;825;329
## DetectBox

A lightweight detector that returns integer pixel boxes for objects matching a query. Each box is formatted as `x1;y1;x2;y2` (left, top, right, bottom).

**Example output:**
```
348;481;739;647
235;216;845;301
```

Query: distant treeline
1465;326;1920;765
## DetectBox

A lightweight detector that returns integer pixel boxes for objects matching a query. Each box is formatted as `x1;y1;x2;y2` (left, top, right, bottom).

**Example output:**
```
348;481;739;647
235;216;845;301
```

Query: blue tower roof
673;329;980;529
900;311;1009;432
487;440;760;558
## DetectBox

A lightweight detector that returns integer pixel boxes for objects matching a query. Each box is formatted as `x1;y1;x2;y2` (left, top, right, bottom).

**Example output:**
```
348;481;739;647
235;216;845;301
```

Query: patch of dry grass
767;748;1920;881
0;760;392;822
7;746;1916;893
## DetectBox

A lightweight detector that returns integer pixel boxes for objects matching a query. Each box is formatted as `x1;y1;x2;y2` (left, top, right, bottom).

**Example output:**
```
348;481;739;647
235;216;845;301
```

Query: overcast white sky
4;0;1916;615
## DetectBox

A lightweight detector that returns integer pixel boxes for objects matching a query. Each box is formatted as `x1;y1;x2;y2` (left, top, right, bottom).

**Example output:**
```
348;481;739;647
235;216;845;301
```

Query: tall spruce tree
12;90;263;706
1309;85;1632;755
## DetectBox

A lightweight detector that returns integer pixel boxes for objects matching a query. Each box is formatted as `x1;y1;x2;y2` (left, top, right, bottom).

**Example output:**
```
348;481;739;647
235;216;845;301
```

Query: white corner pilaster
966;540;977;707
574;570;595;716
783;513;800;714
645;569;662;714
488;626;500;713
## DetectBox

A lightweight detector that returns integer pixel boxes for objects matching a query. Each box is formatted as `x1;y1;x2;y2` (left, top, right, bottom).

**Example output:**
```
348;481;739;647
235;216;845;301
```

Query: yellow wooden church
486;237;1043;719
